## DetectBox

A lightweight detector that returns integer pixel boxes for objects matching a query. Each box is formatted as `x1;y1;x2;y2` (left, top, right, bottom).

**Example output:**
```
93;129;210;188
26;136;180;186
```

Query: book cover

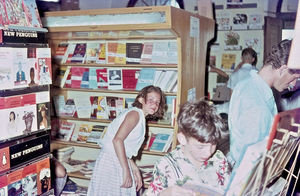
124;97;135;109
97;96;108;119
224;31;242;51
22;163;37;196
96;68;108;89
52;95;66;117
106;96;124;119
0;175;8;196
95;43;106;64
36;102;50;130
135;68;155;90
107;42;118;64
0;0;9;26
80;69;89;89
90;96;99;119
5;0;27;27
62;179;77;194
74;96;92;119
36;157;51;195
76;124;92;143
158;96;176;125
0;47;13;90
22;0;43;28
63;43;76;64
85;42;99;64
71;43;86;63
167;41;178;64
54;42;69;64
221;53;236;70
36;48;52;85
151;41;168;64
149;133;173;152
7;168;23;196
12;47;28;88
140;42;153;64
159;70;177;91
126;43;143;64
88;67;98;89
70;67;86;88
0;147;10;173
56;121;76;141
107;68;123;90
86;125;106;143
115;42;126;64
166;71;178;92
122;69;140;90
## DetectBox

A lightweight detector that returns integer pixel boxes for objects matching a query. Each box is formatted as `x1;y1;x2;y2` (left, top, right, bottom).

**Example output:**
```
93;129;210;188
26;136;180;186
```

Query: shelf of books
0;0;54;195
43;6;215;188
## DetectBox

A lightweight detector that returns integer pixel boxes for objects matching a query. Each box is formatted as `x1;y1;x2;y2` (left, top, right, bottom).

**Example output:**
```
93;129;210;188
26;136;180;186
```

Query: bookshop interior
0;0;300;195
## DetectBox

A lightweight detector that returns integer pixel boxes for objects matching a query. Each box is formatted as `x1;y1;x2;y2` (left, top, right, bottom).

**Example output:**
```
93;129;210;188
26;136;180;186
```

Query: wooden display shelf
68;171;91;180
51;140;101;149
58;116;174;128
60;63;178;68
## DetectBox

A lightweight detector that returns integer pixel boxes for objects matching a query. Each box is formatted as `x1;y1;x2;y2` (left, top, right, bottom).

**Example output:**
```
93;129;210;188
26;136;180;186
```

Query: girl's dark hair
9;111;16;121
177;99;225;144
132;85;166;119
264;39;292;69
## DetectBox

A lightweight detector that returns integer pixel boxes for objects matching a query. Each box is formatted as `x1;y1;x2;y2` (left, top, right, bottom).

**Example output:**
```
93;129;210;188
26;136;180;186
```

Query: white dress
87;107;145;196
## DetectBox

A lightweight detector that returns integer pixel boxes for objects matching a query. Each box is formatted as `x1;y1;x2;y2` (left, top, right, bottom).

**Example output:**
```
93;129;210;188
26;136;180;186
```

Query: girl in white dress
88;85;166;196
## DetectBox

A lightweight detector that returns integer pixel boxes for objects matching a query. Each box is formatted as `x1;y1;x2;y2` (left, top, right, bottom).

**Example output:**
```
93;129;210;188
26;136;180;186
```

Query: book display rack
43;6;215;188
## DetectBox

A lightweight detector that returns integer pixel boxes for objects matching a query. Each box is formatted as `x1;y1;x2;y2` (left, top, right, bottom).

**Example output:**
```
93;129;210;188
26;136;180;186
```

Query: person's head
263;39;300;92
132;85;165;119
241;47;257;66
177;100;226;162
9;111;16;121
30;67;35;81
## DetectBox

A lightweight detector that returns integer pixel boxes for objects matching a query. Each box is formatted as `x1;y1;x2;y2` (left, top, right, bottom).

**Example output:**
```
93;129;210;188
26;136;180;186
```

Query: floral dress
146;146;231;195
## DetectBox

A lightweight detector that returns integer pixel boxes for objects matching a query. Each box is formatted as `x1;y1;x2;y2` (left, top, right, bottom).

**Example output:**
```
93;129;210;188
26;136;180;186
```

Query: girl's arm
113;110;140;188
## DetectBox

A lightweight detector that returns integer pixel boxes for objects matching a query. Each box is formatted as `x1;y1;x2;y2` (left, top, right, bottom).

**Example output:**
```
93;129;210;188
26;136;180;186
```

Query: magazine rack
227;108;300;196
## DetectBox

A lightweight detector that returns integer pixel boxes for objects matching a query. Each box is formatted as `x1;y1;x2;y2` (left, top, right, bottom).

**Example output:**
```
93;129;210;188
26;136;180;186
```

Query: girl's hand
129;160;143;191
121;169;133;188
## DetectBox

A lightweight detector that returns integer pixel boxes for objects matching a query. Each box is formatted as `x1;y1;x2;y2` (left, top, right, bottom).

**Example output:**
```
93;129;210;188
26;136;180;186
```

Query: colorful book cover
140;42;153;64
85;42;99;64
221;53;236;70
86;125;106;143
97;96;108;119
107;42;118;64
167;41;178;64
90;96;98;118
36;157;51;195
115;43;126;64
36;48;52;85
36;102;50;130
76;124;92;143
5;0;27;27
124;97;135;109
63;43;76;64
126;43;143;64
150;133;172;152
151;41;168;64
106;96;124;119
22;0;43;28
224;31;242;50
135;68;156;90
7;168;23;196
71;43;86;63
0;175;8;196
95;68;108;89
158;96;176;125
56;120;76;141
74;96;92;119
54;42;69;64
80;69;89;89
88;67;97;89
12;47;28;88
0;0;9;26
22;163;37;196
107;68;122;90
95;43;106;64
0;147;10;173
0;47;13;90
122;69;140;90
70;67;86;88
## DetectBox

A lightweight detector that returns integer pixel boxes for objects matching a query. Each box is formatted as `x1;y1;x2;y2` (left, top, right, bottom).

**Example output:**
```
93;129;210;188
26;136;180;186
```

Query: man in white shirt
227;47;258;91
228;39;300;167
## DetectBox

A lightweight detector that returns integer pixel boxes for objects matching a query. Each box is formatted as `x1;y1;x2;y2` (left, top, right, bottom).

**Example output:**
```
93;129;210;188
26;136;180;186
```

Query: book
36;102;50;130
5;0;27;27
107;42;118;64
167;41;178;64
80;69;89;89
74;96;92;118
122;69;140;90
36;157;51;195
221;53;236;70
95;68;108;89
115;42;126;64
76;124;92;143
56;121;76;141
62;179;78;194
71;43;86;63
53;42;69;64
59;66;71;88
106;96;124;119
149;132;173;152
0;0;9;26
135;68;155;90
22;163;38;196
62;99;77;117
0;175;8;196
53;95;65;117
86;125;106;143
124;97;135;109
22;0;43;28
85;42;99;64
97;96;108;119
158;96;176;125
7;168;23;196
126;43;143;64
0;147;10;173
107;68;123;90
88;67;98;89
166;71;178;92
70;67;86;88
12;47;28;88
63;43;76;64
140;42;153;64
36;48;52;85
95;43;106;64
90;96;99;118
159;70;177;91
151;41;168;64
0;47;13;90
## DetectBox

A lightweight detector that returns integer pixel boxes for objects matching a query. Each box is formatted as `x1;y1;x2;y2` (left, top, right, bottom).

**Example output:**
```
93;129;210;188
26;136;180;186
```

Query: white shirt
227;63;258;90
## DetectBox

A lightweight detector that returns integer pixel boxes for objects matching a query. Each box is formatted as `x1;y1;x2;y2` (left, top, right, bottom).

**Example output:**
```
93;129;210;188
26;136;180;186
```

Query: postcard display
43;6;215;188
208;0;265;97
0;1;53;195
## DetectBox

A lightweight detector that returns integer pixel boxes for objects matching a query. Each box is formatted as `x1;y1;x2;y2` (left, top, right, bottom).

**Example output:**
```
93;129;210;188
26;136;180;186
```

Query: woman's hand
129;160;143;191
121;168;133;188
